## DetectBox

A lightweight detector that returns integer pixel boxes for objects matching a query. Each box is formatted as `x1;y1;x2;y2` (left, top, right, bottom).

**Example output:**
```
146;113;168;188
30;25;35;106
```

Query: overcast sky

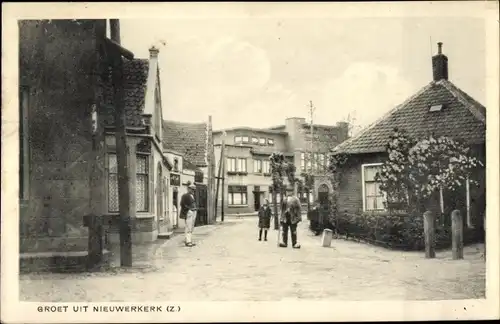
120;15;485;131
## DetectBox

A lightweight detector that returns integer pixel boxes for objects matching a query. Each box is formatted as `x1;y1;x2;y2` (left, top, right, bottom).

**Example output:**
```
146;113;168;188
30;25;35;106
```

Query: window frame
226;157;237;172
228;185;248;206
252;137;259;144
254;159;263;173
259;138;266;145
300;152;306;172
242;136;250;143
107;153;150;213
235;136;242;144
262;160;270;174
267;138;274;146
237;158;247;172
361;163;386;212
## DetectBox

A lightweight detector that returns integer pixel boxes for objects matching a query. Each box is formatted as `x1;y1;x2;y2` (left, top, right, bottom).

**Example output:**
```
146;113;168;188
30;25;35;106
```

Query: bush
332;210;480;251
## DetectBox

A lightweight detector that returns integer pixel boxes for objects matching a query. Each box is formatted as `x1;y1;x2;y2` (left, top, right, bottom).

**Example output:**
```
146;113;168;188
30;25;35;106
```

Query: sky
119;15;485;132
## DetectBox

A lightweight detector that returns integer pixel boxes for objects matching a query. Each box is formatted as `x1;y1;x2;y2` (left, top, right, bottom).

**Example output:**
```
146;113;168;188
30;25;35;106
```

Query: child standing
258;199;272;241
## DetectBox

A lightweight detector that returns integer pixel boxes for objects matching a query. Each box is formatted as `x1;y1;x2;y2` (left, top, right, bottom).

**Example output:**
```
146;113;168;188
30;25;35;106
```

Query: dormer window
429;104;444;112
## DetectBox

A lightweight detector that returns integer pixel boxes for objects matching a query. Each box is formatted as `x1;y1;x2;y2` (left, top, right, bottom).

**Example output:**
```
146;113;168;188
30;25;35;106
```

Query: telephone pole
307;100;315;206
309;100;315;159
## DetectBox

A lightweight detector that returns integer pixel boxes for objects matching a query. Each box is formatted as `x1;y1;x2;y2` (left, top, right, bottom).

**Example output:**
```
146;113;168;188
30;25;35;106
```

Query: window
237;158;247;172
306;153;312;171
235;136;242;144
19;87;30;200
259;138;266;145
267;138;274;145
173;158;179;172
252;137;259;144
300;153;305;171
319;153;325;169
429;104;443;112
227;157;237;172
313;153;318;171
242;136;249;143
228;186;247;205
362;164;385;211
262;160;270;174
254;159;263;173
108;154;149;212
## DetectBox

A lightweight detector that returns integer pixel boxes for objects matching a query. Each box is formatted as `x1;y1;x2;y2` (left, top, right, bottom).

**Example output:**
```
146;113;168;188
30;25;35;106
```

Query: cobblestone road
19;217;486;301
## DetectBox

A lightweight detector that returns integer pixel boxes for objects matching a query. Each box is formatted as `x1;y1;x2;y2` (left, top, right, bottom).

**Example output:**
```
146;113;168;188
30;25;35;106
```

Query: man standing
279;190;302;249
180;183;197;247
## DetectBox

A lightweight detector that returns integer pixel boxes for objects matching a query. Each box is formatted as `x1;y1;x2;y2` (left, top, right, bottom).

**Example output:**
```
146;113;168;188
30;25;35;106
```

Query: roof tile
334;80;486;154
101;59;149;127
162;120;208;167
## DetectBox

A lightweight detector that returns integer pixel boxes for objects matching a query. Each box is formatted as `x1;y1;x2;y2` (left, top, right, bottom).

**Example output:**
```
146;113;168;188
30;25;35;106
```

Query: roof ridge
163;119;207;126
438;79;486;124
333;81;436;153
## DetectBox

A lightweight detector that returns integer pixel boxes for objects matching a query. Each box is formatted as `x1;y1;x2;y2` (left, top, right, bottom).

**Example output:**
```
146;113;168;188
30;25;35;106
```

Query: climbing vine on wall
375;128;483;212
327;152;349;225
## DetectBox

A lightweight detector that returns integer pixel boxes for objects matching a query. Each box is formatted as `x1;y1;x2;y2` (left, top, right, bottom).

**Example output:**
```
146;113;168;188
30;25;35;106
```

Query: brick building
19;20;108;256
332;43;486;231
162;119;215;227
18;20;189;268
213;118;349;214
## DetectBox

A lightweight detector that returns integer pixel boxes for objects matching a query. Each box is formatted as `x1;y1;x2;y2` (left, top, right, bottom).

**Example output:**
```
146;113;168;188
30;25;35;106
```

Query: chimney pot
437;42;443;55
149;46;159;58
432;41;448;81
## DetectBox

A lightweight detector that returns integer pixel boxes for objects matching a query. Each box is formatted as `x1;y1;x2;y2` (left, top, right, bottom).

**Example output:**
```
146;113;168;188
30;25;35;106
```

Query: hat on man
188;183;196;190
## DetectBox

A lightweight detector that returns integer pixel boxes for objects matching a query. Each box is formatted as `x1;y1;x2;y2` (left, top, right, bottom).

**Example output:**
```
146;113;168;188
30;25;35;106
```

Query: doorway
172;189;179;228
253;186;261;211
317;184;330;227
156;164;163;232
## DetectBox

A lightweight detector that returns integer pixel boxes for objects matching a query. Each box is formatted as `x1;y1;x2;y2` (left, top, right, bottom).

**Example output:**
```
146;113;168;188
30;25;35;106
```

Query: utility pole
308;100;316;204
214;147;223;221
220;132;226;222
110;19;133;267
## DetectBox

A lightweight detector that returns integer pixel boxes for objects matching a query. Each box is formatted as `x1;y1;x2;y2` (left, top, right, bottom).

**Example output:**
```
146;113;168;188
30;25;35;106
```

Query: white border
2;2;499;323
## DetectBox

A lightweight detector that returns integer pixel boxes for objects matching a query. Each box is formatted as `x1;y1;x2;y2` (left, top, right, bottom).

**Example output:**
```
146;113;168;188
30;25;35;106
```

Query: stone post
451;210;464;260
423;211;436;258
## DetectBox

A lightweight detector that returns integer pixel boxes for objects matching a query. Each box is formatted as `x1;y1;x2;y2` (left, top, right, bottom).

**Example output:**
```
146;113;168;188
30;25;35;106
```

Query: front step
20;249;111;273
157;231;174;239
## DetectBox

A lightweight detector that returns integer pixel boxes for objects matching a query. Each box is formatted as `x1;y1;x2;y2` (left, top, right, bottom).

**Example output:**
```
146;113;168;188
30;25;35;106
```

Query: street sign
170;173;181;186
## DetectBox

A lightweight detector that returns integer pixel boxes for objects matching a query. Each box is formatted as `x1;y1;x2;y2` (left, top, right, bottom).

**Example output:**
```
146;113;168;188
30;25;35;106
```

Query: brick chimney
432;42;448;81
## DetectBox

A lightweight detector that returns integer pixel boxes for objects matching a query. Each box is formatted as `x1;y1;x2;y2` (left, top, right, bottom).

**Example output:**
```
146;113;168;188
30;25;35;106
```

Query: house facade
101;46;174;243
212;118;349;214
162;119;215;226
332;43;486;231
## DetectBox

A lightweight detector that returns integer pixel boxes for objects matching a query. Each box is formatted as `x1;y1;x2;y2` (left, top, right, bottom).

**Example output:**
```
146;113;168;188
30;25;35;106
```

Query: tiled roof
333;79;486;155
101;59;149;127
162;120;208;167
182;158;201;172
213;126;288;135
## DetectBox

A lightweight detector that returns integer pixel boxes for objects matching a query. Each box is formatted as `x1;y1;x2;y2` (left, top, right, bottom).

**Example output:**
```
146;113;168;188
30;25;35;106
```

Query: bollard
423;211;436;259
451;210;464;260
321;229;333;247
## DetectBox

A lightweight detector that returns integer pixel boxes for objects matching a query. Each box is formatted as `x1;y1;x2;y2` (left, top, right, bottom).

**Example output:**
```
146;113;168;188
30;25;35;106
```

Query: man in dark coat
279;191;302;249
180;183;197;247
257;198;272;241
